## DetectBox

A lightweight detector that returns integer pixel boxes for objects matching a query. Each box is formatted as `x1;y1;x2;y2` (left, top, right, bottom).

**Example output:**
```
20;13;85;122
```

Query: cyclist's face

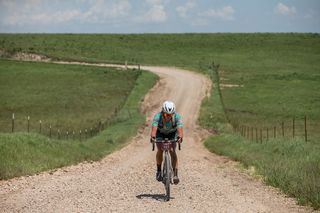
163;113;172;121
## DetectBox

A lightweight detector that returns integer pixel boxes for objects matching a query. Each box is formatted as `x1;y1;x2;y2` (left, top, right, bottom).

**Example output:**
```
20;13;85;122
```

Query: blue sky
0;0;319;33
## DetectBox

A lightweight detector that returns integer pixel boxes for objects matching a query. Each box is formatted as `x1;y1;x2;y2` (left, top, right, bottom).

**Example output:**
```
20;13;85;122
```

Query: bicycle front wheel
164;152;171;201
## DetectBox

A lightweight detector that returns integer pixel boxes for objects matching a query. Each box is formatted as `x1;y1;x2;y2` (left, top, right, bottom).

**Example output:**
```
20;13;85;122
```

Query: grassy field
200;69;320;209
0;33;319;208
0;59;141;135
1;33;319;130
0;67;158;179
205;134;320;209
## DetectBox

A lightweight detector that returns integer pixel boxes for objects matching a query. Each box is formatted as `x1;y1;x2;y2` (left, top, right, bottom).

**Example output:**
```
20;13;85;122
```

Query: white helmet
162;101;176;114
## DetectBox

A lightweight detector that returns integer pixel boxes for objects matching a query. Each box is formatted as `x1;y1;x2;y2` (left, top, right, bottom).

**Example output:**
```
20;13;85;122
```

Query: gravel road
0;64;314;212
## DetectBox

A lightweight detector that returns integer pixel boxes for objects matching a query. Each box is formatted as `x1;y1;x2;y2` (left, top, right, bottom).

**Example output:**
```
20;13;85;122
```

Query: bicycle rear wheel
163;152;171;201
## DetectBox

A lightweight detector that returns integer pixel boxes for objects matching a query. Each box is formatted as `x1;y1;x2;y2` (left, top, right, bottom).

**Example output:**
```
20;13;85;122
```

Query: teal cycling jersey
152;112;183;135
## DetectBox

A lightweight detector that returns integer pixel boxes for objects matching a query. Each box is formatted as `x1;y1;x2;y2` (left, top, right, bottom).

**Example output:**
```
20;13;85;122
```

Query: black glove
150;136;156;143
177;136;183;143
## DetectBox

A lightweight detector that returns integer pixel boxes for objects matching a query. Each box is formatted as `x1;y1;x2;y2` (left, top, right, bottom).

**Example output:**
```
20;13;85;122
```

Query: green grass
1;33;319;130
0;70;158;179
1;33;319;209
202;65;320;209
0;59;140;134
220;63;320;143
205;134;320;209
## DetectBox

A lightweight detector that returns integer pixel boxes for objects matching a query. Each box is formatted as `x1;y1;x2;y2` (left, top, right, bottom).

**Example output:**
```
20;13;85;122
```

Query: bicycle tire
164;152;171;201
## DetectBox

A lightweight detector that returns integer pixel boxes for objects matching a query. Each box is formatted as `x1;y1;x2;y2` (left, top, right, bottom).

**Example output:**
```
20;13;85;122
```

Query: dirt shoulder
0;59;315;212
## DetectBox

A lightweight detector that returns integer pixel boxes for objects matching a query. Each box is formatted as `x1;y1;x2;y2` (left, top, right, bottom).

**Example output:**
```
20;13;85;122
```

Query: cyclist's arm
151;126;157;138
151;113;160;138
176;113;184;141
177;127;183;138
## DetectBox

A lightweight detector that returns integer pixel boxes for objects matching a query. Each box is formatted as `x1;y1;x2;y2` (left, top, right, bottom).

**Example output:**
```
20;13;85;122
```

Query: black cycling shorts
156;130;177;151
156;130;177;140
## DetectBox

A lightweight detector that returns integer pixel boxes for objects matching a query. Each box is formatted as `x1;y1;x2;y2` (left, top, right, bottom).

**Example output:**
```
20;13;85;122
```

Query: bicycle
152;138;181;201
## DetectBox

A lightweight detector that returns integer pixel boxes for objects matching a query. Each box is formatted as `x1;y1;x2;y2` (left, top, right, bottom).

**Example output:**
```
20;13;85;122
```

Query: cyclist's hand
150;136;156;143
177;136;183;143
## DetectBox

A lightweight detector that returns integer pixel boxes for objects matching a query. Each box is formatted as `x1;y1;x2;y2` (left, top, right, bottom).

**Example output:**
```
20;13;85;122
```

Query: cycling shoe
156;171;163;182
173;176;179;185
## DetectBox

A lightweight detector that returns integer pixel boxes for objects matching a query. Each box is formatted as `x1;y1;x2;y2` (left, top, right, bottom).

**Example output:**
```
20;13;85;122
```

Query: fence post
138;64;140;70
304;115;307;142
49;125;52;138
27;116;30;132
128;109;131;119
66;131;69;140
58;129;61;139
243;126;245;137
80;130;82;141
39;120;42;133
125;60;128;69
282;122;284;137
274;126;276;138
251;127;253;140
245;126;248;138
255;128;258;142
85;129;88;139
260;129;262;143
267;128;269;141
90;128;93;136
293;117;295;138
12;113;15;133
246;126;248;138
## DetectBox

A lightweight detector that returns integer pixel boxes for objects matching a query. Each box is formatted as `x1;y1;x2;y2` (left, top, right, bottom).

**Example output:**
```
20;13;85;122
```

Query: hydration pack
158;112;177;129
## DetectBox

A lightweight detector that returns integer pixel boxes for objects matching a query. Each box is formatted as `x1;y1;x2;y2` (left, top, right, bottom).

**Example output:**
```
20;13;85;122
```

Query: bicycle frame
152;138;181;201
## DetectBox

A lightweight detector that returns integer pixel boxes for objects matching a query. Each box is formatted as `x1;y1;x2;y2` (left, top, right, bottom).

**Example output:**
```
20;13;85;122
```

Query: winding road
0;64;313;212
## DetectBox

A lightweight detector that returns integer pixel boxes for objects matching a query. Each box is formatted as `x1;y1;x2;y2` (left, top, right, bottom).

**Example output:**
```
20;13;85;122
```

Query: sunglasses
163;113;173;117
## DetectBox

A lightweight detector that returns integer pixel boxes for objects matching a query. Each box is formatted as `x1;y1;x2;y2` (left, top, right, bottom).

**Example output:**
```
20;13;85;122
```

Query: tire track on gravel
0;62;314;212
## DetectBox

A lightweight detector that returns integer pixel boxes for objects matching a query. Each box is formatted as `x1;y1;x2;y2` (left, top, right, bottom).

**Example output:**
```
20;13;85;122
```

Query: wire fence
4;108;134;141
0;58;143;141
208;62;319;143
230;116;320;143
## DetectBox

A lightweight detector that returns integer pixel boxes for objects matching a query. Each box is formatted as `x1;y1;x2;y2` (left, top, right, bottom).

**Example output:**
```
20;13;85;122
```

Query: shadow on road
136;193;174;202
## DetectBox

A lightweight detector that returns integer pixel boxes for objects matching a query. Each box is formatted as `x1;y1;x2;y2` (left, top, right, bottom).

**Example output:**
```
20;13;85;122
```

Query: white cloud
176;1;196;18
3;9;82;26
274;3;296;16
199;6;235;21
81;0;131;23
147;5;167;22
137;4;167;23
145;0;163;5
1;0;131;26
134;0;168;23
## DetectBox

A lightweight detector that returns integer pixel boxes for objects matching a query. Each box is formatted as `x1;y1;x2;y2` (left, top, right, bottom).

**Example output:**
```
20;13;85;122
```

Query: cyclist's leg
156;131;164;181
156;130;164;167
156;147;163;167
169;132;179;184
167;131;177;171
170;150;178;173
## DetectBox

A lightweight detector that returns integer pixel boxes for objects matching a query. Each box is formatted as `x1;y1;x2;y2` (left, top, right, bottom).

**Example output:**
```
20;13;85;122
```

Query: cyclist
150;100;183;184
